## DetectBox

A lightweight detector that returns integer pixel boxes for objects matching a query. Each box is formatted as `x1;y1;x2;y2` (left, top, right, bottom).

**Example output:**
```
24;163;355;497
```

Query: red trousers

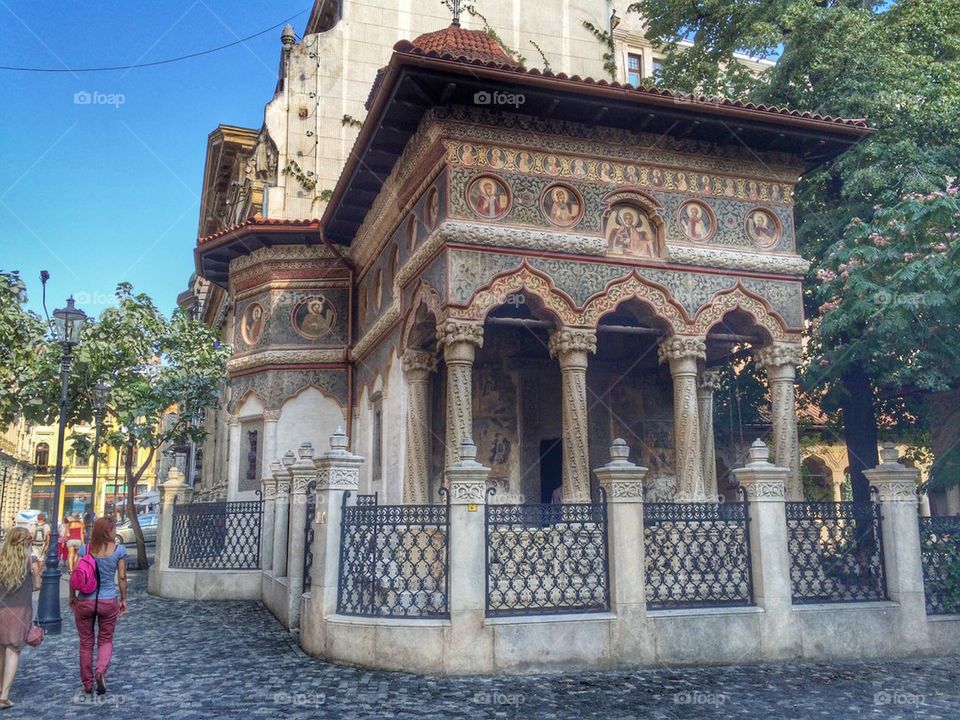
73;598;119;691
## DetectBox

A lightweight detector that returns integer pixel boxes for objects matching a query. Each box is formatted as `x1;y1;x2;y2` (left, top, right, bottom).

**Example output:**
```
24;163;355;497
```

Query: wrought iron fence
918;515;960;615
336;493;449;618
785;498;886;603
643;494;754;610
169;499;262;570
485;489;610;617
303;479;317;591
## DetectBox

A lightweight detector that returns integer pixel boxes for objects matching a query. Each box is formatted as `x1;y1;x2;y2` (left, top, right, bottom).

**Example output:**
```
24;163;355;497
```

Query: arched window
34;443;50;473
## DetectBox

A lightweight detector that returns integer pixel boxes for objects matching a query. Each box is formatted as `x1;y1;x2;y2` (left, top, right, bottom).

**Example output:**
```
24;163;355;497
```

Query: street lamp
37;296;86;634
85;380;111;543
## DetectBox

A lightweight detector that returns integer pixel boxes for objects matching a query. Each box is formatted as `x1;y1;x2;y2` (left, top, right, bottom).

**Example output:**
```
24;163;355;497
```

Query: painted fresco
603;204;658;258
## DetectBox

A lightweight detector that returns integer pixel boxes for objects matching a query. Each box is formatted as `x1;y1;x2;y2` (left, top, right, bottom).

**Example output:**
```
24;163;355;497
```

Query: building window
246;430;259;481
651;57;664;79
372;393;383;483
34;443;49;473
627;53;643;85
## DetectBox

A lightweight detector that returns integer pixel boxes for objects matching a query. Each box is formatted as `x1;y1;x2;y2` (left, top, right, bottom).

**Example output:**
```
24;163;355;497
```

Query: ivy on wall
582;20;617;81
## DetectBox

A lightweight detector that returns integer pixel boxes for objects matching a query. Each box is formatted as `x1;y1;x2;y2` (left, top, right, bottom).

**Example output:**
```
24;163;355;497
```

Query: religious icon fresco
745;208;782;248
406;214;419;250
676;200;716;242
604;204;658;258
541;184;583;227
240;302;265;345
291;294;338;340
467;175;510;220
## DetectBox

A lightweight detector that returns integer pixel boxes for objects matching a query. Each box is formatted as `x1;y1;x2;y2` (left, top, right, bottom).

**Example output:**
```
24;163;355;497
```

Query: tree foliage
0;271;47;426
632;0;960;487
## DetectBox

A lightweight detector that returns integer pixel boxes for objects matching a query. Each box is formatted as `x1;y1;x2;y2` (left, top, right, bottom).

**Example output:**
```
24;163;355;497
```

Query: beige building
0;418;34;523
28;423;159;520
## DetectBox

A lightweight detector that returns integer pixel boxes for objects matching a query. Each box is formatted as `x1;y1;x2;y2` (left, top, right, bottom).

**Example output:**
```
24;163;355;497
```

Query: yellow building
28;422;158;520
1;417;34;523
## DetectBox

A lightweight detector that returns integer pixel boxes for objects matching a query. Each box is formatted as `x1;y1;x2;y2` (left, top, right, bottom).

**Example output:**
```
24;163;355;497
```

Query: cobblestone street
4;570;958;719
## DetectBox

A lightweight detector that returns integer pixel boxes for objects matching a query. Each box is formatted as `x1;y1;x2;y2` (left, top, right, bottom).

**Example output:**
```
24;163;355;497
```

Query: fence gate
170;499;262;570
643;493;754;610
786;496;886;603
336;493;449;618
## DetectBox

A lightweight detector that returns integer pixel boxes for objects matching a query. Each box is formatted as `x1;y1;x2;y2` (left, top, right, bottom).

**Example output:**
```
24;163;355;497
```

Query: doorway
539;439;563;503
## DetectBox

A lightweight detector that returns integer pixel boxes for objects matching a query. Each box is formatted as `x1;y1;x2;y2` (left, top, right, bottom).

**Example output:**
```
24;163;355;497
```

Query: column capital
732;440;789;501
226;414;240;427
401;348;438;379
315;428;364;490
658;336;707;367
755;342;803;370
290;443;317;494
261;476;278;500
444;439;491;505
593;439;648;504
698;368;722;393
437;319;484;350
548;328;597;361
263;409;281;422
160;468;191;506
864;442;921;503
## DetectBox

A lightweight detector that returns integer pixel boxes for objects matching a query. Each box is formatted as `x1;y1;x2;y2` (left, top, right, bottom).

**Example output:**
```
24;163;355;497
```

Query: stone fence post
260;473;278;574
299;429;364;655
272;452;295;577
733;440;798;659
864;442;929;651
594;439;651;663
148;468;190;594
444;439;492;673
287;443;317;629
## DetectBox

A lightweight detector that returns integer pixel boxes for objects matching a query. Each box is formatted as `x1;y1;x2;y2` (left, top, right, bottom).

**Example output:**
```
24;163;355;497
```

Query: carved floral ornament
548;329;598;358
657;336;707;364
436;319;484;348
401;349;437;376
755;342;804;369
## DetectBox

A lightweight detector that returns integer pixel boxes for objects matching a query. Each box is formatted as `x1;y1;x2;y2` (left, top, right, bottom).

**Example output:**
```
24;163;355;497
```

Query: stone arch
801;454;835;501
577;271;689;331
691;283;791;342
401;280;443;352
227;386;267;415
453;261;578;325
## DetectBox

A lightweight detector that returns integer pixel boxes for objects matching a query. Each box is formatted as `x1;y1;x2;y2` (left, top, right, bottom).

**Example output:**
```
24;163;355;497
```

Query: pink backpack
70;548;100;595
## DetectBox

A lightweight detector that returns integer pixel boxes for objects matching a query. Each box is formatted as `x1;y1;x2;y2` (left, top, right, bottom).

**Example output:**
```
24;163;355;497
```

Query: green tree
631;0;960;499
34;284;229;567
0;271;47;425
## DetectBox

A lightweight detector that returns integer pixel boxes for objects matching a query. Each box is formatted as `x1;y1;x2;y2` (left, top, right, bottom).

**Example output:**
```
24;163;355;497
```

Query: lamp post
85;381;111;543
37;296;86;633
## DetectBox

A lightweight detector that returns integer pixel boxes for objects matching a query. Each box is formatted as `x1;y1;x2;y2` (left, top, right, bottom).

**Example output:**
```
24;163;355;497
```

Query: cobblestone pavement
6;570;960;719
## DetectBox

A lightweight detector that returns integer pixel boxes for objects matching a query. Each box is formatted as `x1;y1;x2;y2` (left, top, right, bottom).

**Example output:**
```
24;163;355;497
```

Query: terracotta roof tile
394;42;868;129
402;24;522;70
198;216;321;245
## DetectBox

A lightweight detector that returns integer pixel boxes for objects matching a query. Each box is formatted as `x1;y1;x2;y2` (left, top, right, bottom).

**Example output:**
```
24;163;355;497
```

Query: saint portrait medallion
540;184;584;228
240;302;265;345
745;208;782;248
676;200;717;243
291;294;337;340
466;175;510;220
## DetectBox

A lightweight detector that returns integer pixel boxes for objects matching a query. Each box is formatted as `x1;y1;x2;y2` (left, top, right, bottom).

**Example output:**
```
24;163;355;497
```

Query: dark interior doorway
539;439;563;503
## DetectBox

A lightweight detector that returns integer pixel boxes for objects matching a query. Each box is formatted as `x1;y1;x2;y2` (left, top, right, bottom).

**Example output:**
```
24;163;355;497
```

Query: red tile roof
392;39;868;129
198;216;321;246
408;24;521;70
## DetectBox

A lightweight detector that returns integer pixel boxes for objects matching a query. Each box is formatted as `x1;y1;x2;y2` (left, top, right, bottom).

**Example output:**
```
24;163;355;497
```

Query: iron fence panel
918;515;960;615
169;500;262;570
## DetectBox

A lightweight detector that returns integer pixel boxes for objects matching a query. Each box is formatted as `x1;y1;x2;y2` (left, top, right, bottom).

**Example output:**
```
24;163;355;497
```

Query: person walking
0;527;42;709
66;513;84;574
69;517;127;697
32;513;50;573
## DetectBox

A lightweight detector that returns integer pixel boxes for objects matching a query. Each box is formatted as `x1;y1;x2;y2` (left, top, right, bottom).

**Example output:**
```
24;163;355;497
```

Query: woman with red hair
69;516;127;697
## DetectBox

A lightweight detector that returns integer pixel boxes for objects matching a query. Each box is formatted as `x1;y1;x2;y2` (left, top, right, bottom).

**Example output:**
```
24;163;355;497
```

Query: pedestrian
66;513;84;573
32;513;50;572
69;517;127;697
0;527;42;709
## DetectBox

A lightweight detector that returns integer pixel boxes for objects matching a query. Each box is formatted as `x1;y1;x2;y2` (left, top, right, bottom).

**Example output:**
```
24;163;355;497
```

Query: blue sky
0;1;309;316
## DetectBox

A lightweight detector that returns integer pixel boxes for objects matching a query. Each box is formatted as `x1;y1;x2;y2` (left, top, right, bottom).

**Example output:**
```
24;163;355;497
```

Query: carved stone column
402;349;437;504
226;414;241;500
261;409;281;481
287;443;317;629
658;336;707;501
272;452;294;577
437;320;483;470
549;328;597;503
260;474;277;574
698;368;722;500
756;342;803;500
